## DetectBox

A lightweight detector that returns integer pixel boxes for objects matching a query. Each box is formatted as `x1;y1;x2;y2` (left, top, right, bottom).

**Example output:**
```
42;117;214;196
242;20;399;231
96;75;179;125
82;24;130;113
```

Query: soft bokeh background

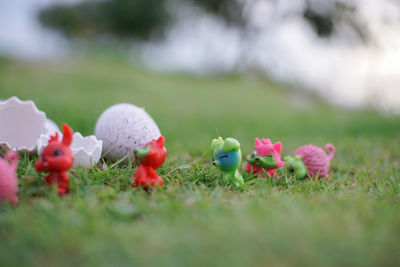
1;0;400;112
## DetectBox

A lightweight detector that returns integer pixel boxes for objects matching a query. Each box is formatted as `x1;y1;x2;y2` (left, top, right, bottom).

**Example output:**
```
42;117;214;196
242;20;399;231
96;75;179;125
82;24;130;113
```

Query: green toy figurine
211;137;244;188
283;155;307;179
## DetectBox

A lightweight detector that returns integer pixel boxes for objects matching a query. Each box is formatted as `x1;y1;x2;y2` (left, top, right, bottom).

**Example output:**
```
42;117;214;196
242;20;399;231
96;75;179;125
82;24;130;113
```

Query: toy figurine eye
53;149;62;157
219;154;229;159
251;151;257;157
266;155;273;158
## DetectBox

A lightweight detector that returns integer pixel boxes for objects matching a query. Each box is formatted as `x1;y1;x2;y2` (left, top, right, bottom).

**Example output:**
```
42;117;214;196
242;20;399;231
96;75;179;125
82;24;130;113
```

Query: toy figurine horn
273;142;282;154
61;124;73;146
157;136;165;147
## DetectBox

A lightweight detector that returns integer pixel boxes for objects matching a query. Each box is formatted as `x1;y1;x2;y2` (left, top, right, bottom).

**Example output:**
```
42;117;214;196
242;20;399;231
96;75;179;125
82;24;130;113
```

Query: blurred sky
1;0;400;113
0;0;72;59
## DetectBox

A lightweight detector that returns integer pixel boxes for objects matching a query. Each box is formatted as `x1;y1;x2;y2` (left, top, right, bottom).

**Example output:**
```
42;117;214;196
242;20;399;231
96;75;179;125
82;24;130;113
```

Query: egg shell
0;97;46;151
95;103;161;160
0;97;60;152
44;119;61;136
71;132;103;168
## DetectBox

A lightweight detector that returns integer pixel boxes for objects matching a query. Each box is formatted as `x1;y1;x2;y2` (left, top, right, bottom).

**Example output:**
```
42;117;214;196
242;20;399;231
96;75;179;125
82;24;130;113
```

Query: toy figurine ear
255;138;261;146
294;155;301;160
5;150;19;169
223;138;240;152
157;136;165;146
211;137;223;151
261;138;271;144
61;123;73;146
273;142;282;153
284;156;290;161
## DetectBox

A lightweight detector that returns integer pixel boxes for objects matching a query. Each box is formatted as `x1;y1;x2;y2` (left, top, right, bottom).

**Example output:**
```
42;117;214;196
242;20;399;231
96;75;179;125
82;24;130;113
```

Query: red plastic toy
35;124;74;195
133;136;166;188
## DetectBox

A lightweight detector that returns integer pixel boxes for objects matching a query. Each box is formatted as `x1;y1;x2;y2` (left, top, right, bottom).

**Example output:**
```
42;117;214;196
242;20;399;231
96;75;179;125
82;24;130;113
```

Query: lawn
0;58;400;267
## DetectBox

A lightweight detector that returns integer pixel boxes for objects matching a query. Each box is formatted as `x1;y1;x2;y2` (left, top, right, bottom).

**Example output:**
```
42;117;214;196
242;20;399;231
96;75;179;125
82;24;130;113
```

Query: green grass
0;58;400;267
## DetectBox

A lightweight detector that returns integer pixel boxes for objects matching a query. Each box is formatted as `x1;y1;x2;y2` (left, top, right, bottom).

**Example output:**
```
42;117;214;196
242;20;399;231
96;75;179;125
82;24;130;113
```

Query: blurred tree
303;8;334;37
189;0;245;26
39;0;367;43
39;0;171;40
303;1;367;42
38;0;246;40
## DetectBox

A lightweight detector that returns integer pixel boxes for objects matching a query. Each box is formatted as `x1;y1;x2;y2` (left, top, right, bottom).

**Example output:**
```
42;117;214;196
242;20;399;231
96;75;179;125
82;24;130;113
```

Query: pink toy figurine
246;138;285;179
284;144;335;179
0;150;19;204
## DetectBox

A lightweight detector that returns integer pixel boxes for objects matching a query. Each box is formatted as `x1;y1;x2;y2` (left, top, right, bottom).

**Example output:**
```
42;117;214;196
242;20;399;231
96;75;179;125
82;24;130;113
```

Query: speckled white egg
95;103;161;160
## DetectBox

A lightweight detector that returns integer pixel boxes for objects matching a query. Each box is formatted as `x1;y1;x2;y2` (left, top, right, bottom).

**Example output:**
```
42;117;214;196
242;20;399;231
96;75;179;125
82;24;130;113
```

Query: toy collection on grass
0;96;336;203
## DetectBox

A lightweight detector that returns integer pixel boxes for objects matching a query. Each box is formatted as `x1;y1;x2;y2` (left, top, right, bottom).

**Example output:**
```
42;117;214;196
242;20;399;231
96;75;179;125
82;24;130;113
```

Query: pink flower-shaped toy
0;150;19;204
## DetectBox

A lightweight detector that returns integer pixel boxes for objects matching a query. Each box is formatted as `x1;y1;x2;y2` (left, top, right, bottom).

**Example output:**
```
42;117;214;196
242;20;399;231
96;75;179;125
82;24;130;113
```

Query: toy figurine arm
234;170;244;188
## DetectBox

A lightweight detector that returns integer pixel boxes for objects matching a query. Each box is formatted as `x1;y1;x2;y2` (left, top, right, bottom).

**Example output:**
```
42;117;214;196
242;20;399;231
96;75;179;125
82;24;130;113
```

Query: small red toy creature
35;124;74;195
133;136;166;188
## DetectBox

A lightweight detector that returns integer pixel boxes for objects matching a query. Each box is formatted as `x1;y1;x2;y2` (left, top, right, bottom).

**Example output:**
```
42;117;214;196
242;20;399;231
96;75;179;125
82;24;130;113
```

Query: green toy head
211;137;242;172
247;152;278;168
283;155;307;179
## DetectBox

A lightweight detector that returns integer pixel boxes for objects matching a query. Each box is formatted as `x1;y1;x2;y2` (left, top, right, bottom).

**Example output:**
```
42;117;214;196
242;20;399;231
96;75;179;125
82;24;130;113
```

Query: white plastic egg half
0;96;60;152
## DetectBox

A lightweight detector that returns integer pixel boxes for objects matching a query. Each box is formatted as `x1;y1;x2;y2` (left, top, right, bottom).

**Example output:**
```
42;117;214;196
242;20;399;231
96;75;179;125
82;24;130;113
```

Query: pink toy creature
0;150;19;205
284;144;335;179
246;138;285;179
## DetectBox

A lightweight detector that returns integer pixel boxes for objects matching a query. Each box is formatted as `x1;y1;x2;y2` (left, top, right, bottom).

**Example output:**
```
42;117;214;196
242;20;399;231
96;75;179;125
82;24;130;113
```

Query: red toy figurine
133;136;166;188
35;124;74;195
